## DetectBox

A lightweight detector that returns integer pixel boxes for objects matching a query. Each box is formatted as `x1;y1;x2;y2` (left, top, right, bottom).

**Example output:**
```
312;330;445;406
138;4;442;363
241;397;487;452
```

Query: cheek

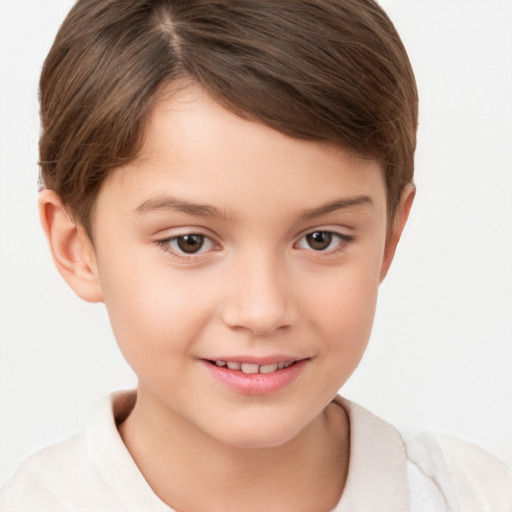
318;285;377;345
304;256;382;355
314;287;377;393
97;254;215;363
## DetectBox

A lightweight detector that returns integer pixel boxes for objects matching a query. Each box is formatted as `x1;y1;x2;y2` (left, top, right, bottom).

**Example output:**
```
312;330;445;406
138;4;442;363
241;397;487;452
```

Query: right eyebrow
134;195;234;221
300;195;374;220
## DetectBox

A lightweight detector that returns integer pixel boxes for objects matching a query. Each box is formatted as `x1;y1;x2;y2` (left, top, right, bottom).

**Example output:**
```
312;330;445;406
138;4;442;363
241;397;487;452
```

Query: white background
1;0;511;487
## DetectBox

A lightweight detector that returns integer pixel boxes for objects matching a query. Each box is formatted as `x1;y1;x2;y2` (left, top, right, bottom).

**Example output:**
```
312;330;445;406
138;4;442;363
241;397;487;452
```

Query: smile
210;360;296;374
203;358;309;395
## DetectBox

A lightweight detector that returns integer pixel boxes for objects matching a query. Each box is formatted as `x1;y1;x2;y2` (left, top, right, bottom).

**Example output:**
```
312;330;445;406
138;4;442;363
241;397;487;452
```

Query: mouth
206;359;299;375
202;357;310;395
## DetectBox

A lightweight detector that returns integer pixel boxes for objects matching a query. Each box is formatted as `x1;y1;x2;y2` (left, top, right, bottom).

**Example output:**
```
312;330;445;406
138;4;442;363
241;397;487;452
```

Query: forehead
93;84;387;226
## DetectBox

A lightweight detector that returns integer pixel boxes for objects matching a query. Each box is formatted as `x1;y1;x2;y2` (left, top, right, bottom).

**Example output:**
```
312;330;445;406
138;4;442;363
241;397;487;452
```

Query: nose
220;255;296;336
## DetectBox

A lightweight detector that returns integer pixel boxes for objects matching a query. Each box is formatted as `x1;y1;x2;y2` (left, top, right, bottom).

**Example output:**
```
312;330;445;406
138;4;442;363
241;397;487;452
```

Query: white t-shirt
1;391;511;511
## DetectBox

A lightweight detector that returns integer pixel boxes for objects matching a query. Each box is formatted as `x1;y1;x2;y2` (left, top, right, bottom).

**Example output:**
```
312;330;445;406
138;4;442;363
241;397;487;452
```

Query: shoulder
0;391;171;511
0;432;89;510
334;396;512;512
0;392;135;511
403;430;512;512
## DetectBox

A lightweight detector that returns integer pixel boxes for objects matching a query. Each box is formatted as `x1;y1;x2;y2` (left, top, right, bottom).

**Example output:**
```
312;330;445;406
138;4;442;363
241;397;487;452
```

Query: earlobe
380;183;416;282
38;189;103;303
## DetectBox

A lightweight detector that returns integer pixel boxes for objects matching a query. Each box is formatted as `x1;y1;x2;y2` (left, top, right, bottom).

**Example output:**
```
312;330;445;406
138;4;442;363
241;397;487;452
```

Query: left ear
38;188;104;302
380;183;416;282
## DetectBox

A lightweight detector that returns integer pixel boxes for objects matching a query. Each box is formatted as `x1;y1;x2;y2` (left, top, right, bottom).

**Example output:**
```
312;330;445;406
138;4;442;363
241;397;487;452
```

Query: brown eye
159;233;217;259
176;234;205;253
305;231;333;251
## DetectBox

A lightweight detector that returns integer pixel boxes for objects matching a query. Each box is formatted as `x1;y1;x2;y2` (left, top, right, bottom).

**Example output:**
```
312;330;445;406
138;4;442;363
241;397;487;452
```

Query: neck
118;387;350;512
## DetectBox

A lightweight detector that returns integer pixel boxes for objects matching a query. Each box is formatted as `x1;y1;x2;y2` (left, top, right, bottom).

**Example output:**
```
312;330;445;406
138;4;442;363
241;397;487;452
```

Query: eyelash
156;229;354;261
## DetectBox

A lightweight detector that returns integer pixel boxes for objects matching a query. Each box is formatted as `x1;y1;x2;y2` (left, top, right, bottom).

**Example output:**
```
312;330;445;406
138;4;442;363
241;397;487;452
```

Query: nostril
219;267;297;334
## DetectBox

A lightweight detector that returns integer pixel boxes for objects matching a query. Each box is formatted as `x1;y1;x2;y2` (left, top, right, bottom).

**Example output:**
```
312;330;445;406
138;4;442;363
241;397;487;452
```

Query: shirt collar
332;396;410;512
92;392;409;511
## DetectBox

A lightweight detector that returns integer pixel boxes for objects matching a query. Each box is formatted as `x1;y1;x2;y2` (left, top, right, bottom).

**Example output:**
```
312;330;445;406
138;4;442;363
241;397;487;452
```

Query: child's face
86;84;396;448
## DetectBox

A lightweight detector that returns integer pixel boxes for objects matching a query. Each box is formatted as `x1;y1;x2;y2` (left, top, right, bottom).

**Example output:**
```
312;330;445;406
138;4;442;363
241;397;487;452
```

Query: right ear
38;189;103;303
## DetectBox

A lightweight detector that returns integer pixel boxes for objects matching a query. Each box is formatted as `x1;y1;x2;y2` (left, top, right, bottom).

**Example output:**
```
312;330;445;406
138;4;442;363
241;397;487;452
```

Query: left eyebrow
300;195;373;220
134;195;233;221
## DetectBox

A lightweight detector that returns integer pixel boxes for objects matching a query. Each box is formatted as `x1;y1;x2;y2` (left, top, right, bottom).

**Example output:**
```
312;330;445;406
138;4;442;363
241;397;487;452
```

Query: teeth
214;360;295;373
241;363;259;374
259;363;279;374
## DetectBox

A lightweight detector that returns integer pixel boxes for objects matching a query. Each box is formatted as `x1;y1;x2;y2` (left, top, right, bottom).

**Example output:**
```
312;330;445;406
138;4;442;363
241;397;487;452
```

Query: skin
40;84;414;511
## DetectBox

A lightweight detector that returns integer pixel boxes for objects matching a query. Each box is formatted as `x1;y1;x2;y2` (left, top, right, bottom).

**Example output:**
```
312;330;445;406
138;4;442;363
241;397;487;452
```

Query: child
1;0;511;510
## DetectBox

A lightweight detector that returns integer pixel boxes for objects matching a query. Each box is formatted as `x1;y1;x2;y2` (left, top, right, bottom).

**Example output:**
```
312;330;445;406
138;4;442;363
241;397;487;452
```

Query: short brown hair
39;0;418;237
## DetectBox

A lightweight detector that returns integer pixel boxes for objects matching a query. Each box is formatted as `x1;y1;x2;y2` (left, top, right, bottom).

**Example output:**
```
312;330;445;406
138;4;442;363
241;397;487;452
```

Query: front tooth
259;363;279;374
227;361;241;370
284;361;293;368
278;362;286;370
215;361;226;367
241;363;259;374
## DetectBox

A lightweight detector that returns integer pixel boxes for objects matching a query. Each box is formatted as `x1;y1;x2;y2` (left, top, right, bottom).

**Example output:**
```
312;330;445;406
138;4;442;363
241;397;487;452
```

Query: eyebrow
300;195;373;219
135;196;232;221
135;194;373;221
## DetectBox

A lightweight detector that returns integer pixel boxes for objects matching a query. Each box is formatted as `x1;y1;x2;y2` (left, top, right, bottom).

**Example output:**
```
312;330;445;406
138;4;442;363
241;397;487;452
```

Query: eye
159;233;217;256
296;230;352;252
174;234;208;254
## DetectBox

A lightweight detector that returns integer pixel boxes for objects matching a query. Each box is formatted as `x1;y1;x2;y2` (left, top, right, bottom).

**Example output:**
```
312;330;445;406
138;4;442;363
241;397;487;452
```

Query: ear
38;189;103;303
380;184;416;282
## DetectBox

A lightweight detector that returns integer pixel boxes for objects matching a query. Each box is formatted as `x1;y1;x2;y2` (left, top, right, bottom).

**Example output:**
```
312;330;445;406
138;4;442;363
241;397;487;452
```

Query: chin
207;416;308;451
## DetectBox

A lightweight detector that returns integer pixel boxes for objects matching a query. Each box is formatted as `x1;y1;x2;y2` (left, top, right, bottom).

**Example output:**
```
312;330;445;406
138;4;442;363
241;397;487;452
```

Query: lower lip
202;359;309;396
